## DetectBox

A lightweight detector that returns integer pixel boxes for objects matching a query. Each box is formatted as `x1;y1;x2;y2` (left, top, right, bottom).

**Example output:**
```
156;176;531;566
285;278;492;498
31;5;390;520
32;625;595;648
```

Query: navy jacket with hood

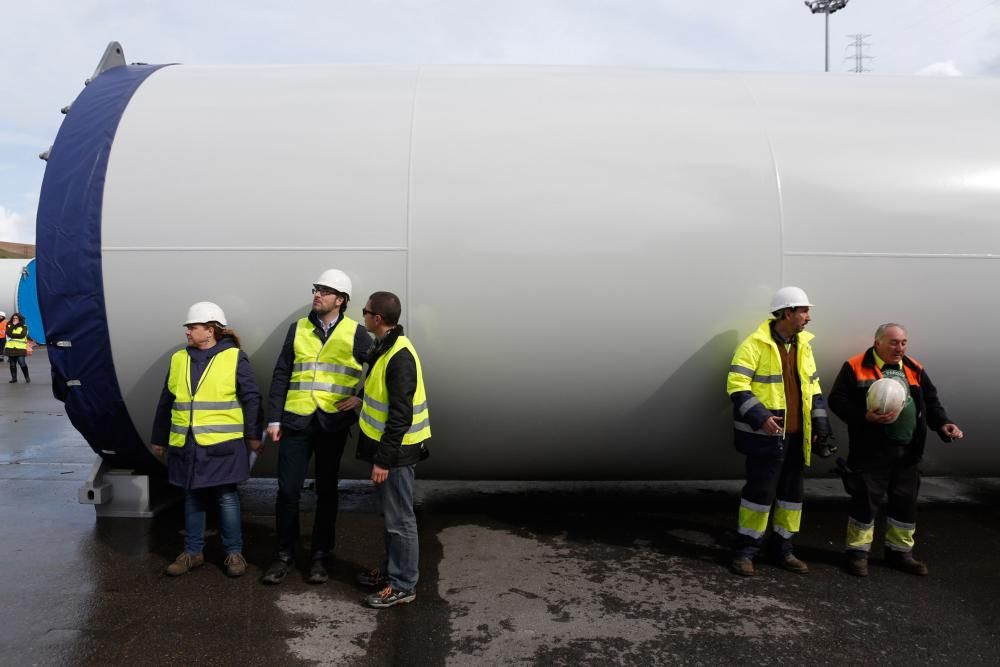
152;336;263;490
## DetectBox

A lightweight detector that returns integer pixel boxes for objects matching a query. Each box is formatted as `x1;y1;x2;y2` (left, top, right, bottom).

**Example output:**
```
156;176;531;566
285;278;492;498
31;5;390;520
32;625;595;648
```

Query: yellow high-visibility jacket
726;320;831;465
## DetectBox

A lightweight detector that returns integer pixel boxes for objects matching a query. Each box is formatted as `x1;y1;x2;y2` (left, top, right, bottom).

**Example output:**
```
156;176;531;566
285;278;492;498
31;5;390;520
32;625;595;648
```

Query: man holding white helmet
726;286;832;577
261;269;372;585
829;323;963;577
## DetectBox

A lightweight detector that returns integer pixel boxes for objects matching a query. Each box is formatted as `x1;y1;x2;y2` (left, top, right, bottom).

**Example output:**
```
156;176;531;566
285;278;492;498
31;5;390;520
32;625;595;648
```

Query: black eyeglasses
312;286;339;297
362;308;380;318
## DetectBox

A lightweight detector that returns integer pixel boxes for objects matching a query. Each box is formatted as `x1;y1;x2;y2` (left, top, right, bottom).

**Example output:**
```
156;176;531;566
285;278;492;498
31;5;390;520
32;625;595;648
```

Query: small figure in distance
5;312;32;383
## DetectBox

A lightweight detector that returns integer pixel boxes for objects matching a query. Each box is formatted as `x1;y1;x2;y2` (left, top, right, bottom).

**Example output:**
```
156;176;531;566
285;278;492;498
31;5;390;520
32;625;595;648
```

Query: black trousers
274;420;349;559
734;433;805;558
9;357;28;379
846;461;919;526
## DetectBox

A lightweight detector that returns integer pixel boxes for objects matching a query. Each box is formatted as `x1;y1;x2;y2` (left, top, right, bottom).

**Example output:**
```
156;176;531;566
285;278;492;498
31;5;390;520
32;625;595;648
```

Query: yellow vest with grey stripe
726;320;823;464
4;325;27;351
359;336;431;445
168;347;244;447
284;316;364;416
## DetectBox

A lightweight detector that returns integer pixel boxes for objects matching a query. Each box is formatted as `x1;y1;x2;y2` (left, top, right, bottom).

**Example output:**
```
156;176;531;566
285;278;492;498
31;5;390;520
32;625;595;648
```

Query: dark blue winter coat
151;337;263;490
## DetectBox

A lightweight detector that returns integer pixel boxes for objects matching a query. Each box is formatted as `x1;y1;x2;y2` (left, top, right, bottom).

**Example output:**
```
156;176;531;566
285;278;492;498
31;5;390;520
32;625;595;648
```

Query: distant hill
0;242;35;259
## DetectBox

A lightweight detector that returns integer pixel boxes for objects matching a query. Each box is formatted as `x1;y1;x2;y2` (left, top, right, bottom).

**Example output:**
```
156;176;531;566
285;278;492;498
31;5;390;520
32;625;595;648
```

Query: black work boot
307;556;329;584
845;554;869;577
261;558;292;585
886;550;928;576
22;366;29;383
730;557;755;576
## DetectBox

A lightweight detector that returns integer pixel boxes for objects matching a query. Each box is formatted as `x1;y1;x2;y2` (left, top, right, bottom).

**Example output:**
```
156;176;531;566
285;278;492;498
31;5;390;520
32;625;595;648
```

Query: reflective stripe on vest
358;335;431;445
284;316;364;416
167;347;243;447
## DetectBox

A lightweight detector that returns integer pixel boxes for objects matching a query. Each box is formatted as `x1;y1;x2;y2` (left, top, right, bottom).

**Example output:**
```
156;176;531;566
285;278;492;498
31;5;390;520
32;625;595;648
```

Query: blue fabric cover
16;258;46;344
36;64;169;473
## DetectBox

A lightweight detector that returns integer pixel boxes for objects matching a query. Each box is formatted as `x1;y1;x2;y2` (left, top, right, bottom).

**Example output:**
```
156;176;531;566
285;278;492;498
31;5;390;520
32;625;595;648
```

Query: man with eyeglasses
261;269;372;585
354;291;431;608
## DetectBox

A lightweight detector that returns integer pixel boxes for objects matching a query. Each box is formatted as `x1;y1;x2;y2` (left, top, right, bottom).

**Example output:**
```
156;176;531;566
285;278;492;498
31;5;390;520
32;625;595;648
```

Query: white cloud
916;60;963;76
0;205;34;244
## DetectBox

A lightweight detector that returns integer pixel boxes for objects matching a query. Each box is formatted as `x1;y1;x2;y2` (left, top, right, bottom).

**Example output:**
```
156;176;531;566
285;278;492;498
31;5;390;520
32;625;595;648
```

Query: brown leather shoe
224;553;248;578
845;555;869;577
166;552;204;576
779;553;809;574
886;550;928;576
730;557;755;576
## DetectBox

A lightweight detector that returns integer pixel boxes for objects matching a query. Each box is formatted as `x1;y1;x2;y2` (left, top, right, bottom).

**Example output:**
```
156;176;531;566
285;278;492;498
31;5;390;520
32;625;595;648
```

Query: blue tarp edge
36;64;169;474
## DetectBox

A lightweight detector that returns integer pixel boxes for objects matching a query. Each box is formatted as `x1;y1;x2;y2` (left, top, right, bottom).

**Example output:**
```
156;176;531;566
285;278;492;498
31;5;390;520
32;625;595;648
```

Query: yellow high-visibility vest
168;347;243;447
4;325;27;351
359;335;431;445
284;316;364;416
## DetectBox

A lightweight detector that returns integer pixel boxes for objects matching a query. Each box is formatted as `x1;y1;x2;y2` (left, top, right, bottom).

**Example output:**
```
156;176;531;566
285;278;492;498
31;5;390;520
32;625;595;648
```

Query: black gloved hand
814;433;838;458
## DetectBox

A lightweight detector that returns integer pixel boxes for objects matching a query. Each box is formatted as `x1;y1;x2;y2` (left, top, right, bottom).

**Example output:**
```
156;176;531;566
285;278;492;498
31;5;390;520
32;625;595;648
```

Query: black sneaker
356;567;388;588
307;559;329;584
366;586;416;608
261;559;291;585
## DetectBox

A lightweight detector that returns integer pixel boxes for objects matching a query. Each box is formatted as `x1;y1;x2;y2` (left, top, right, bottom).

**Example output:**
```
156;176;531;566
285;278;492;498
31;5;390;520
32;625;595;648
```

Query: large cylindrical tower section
99;65;420;467
747;73;1000;476
408;68;783;479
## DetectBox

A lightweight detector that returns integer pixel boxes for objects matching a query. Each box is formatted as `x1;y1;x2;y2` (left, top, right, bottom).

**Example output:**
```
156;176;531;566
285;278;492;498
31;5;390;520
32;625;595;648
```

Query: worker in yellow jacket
726;287;832;577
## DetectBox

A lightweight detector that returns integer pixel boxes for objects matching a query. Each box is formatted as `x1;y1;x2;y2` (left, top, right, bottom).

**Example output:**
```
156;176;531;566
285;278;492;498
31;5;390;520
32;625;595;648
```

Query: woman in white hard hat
150;302;263;578
5;313;31;383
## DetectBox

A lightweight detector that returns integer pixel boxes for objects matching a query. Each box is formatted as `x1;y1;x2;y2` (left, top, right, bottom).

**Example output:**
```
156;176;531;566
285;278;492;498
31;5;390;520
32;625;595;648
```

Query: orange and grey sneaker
366;585;416;608
165;552;204;576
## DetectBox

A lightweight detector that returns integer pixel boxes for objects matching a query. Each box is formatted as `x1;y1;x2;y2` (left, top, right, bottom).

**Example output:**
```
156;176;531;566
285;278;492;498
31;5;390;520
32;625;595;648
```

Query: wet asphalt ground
2;349;999;666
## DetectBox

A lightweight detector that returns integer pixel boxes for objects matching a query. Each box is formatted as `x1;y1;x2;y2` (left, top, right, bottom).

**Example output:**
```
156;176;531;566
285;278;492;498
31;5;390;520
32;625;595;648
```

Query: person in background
151;302;263;578
5;312;31;383
0;311;7;363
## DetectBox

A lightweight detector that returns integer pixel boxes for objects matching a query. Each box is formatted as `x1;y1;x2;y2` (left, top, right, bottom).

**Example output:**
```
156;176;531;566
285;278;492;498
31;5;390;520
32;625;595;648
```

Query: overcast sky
2;0;999;244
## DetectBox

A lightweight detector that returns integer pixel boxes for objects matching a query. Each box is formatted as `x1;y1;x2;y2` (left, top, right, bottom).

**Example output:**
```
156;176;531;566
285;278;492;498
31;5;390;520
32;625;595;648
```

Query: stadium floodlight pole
804;0;851;72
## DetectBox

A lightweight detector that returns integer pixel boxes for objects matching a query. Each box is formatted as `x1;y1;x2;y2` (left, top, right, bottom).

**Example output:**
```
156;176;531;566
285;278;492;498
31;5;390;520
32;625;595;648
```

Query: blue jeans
185;484;242;555
378;464;419;592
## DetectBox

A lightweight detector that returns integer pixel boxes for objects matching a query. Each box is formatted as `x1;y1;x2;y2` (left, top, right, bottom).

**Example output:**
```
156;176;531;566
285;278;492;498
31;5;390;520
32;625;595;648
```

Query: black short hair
334;290;350;314
368;291;401;326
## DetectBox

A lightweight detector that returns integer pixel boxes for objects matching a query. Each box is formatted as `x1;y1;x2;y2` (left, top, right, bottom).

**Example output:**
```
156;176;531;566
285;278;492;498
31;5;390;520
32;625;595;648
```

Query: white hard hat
314;269;352;296
867;377;907;422
769;286;814;312
183;301;228;326
0;311;5;319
